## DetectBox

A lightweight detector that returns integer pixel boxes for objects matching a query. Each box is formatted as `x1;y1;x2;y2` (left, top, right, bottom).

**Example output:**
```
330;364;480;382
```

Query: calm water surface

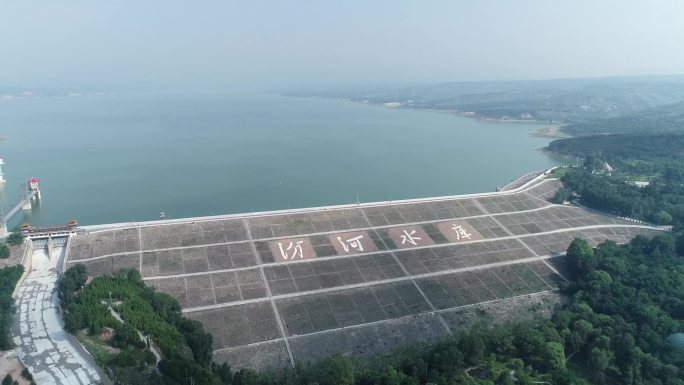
0;93;562;227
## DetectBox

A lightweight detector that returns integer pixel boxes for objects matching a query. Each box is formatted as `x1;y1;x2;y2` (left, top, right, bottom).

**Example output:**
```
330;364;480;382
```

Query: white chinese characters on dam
269;238;317;262
388;226;435;249
329;231;377;255
437;221;483;243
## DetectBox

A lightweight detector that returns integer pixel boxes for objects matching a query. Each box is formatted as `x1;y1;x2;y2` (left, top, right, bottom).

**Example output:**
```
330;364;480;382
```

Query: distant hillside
545;132;684;162
285;75;684;133
562;101;684;136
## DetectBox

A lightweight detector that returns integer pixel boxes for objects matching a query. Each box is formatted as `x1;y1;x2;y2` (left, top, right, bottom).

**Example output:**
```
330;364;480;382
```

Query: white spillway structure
12;239;102;385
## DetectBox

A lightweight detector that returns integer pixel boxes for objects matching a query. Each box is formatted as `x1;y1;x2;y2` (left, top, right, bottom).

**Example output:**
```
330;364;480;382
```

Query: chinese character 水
400;229;421;246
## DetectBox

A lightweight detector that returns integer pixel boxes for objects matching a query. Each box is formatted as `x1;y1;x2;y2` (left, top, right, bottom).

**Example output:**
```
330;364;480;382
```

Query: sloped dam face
63;177;664;369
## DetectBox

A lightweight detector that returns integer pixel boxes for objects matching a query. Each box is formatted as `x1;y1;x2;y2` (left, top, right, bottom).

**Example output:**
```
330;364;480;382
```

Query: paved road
12;244;102;385
499;171;542;191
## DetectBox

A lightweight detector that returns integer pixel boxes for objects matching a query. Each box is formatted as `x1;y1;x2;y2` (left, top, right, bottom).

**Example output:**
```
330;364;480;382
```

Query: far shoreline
346;99;573;139
292;95;573;140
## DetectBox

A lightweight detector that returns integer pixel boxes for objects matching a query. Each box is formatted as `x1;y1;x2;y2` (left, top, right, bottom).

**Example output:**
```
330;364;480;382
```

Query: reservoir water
0;92;562;227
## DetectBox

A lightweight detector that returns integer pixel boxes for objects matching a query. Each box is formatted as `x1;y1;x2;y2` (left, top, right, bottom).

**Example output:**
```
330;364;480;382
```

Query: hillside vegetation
60;266;218;385
562;102;684;136
545;133;684;228
0;265;23;351
546;133;684;161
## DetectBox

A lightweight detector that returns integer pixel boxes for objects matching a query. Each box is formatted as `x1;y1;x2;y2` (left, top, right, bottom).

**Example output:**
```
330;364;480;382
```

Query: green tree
566;238;595;277
583;154;603;172
322;354;355;385
654;210;672;225
552;187;573;204
6;231;24;245
589;347;612;382
0;244;9;259
543;342;566;372
20;368;32;381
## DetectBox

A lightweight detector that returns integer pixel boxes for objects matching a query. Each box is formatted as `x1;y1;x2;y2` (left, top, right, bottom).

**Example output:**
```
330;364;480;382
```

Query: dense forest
545;133;684;229
546;133;684;164
60;266;217;385
0;265;23;351
554;167;684;228
562;102;684;136
63;232;684;385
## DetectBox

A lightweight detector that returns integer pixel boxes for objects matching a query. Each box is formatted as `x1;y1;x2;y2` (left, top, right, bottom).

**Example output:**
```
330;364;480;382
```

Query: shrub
6;231;24;246
111;351;137;367
20;368;32;381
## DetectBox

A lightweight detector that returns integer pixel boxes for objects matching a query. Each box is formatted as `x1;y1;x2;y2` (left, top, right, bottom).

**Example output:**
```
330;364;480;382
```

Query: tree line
0;265;24;351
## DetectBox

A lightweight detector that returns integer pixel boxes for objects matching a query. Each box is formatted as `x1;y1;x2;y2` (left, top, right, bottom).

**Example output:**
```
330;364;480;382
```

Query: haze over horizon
1;0;684;91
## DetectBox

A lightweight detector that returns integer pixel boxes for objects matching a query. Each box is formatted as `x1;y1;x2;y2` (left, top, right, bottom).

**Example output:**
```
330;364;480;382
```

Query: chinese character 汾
277;240;304;260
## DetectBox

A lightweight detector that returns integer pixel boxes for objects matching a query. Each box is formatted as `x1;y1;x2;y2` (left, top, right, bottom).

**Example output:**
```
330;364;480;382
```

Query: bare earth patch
0;350;32;385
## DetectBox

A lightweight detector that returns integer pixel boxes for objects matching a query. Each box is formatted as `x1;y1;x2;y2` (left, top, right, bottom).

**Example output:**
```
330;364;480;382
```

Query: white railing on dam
81;168;559;233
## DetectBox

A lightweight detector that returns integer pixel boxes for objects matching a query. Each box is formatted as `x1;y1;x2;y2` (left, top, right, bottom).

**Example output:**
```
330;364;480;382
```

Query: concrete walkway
12;244;102;385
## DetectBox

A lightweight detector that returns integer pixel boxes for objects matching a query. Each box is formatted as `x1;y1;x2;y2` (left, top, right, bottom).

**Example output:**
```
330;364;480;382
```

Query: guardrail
12;239;34;299
576;204;672;231
82;167;561;233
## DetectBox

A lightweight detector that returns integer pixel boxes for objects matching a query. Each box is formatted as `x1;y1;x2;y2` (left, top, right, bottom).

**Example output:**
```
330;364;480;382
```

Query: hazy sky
1;0;683;90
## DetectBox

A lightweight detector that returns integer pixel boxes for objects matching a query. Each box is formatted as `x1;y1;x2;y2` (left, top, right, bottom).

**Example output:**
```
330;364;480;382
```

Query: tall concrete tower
28;177;41;200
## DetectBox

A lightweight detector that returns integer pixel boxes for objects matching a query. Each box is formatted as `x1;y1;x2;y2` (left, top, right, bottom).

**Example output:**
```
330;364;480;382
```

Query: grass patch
75;331;119;366
548;166;572;179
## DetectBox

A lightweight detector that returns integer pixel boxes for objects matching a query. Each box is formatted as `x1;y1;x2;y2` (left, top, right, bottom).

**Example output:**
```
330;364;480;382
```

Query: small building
592;162;614;176
602;162;614;175
28;176;39;191
627;180;650;188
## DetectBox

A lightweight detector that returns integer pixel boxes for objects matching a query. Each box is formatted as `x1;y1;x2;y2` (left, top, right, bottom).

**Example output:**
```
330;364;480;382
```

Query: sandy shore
529;125;570;139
